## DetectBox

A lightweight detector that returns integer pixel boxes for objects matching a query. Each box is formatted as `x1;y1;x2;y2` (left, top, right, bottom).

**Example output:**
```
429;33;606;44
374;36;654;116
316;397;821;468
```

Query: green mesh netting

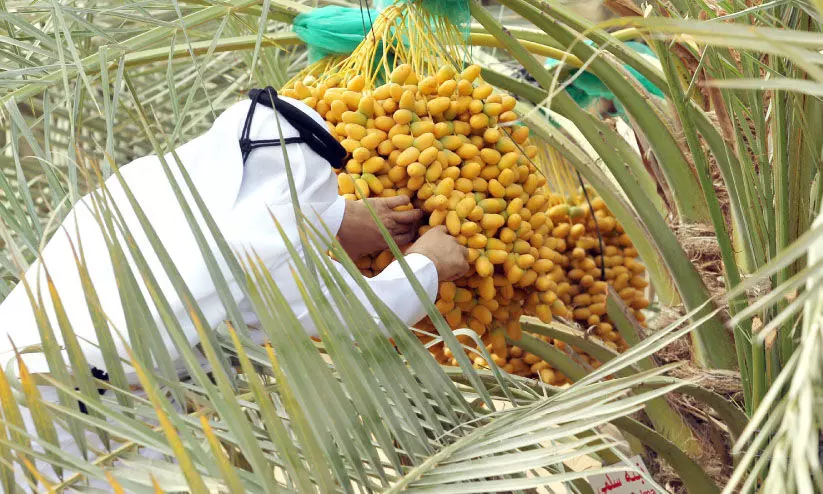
374;0;471;31
544;40;664;119
293;6;379;63
294;2;471;64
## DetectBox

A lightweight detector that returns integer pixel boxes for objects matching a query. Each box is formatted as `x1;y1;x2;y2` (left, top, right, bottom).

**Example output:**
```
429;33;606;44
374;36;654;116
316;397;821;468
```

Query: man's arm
293;252;439;337
290;226;469;337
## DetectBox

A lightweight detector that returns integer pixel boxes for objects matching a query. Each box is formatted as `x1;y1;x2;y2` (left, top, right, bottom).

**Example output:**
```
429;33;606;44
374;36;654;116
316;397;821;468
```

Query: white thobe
0;95;438;378
0;95;437;491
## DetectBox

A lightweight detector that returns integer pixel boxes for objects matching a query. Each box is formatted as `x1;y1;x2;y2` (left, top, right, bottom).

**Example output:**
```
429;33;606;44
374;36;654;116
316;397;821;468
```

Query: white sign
587;455;659;494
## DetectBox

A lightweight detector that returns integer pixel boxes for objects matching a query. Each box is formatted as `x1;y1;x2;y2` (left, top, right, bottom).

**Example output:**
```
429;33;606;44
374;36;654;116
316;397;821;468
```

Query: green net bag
294;1;471;67
544;40;664;119
293;6;379;63
374;0;470;29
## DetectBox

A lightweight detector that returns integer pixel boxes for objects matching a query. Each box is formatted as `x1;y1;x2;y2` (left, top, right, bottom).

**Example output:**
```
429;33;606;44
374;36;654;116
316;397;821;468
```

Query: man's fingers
458;246;470;266
394;231;416;246
447;265;470;281
374;195;411;209
456;250;471;278
392;208;424;225
419;225;447;238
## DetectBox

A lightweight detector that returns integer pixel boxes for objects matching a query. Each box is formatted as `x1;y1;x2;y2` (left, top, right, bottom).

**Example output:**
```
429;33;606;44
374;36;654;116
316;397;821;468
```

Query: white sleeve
296;195;440;336
292;253;439;338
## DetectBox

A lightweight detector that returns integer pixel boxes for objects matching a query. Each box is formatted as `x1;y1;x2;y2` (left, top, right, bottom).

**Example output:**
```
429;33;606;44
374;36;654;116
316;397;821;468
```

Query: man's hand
407;226;470;281
338;195;423;260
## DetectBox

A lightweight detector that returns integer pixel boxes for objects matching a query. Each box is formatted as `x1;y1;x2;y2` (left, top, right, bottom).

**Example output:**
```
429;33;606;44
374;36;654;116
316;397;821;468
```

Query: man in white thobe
0;87;469;491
